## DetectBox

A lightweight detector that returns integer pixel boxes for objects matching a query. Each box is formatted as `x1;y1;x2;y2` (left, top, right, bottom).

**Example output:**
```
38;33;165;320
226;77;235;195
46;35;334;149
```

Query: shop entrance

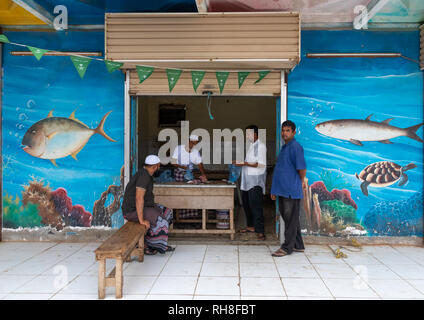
134;95;278;241
107;11;299;241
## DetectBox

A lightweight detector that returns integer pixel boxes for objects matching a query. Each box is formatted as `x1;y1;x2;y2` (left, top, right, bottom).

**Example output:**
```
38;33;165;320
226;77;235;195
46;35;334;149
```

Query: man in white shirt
171;135;207;182
171;135;208;220
233;125;267;240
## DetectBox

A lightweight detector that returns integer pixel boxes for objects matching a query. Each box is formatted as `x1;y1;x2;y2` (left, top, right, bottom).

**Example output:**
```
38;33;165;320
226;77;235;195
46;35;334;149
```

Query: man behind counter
171;134;208;182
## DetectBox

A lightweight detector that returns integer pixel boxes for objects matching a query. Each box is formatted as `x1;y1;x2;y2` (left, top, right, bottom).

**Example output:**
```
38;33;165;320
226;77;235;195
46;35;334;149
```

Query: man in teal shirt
271;120;306;257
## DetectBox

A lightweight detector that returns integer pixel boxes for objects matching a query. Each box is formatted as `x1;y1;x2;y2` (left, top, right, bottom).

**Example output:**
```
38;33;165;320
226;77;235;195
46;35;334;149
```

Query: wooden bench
94;221;146;299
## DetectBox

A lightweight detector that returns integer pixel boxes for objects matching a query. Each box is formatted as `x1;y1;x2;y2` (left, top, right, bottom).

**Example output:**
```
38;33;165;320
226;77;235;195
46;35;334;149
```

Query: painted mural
2;29;423;239
291;30;423;237
2;31;125;233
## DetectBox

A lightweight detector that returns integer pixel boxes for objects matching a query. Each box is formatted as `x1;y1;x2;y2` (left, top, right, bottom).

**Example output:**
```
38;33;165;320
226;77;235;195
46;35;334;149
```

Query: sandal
159;246;175;254
239;228;255;233
144;248;158;255
257;233;266;241
272;249;288;257
165;246;175;252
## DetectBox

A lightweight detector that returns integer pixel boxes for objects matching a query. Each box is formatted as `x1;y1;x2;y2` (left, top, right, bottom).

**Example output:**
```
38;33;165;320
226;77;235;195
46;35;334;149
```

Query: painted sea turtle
355;161;416;196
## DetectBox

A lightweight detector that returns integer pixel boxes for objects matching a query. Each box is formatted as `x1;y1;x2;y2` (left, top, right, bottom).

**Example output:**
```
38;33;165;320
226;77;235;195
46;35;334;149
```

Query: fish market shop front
0;6;423;245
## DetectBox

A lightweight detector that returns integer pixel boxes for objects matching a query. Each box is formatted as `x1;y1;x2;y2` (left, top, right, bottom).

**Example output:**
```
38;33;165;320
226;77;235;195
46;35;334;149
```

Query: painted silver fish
22;110;116;166
315;114;423;146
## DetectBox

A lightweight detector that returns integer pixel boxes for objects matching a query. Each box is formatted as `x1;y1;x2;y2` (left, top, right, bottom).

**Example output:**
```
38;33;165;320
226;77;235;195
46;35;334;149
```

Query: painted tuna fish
315;114;423;146
22;110;116;166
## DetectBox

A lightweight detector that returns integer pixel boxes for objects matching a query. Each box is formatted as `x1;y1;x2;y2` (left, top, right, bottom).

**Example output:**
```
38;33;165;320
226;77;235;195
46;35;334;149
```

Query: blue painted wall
33;0;197;25
1;29;422;237
2;31;125;230
289;30;423;237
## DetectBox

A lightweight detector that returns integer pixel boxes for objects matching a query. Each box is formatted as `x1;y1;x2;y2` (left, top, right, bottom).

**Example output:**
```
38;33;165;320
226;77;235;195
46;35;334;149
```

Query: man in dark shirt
122;155;159;229
122;155;175;255
270;120;306;257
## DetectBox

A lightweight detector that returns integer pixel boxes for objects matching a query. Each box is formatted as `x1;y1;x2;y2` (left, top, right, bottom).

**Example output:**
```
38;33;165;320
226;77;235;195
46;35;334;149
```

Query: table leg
230;208;235;240
202;209;206;230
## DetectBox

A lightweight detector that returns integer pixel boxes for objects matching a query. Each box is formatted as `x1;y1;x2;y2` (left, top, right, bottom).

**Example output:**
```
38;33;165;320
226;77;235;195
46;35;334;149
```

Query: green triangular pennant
0;34;10;43
105;60;124;73
254;70;270;84
27;46;48;61
136;65;154;84
237;72;250;89
191;70;206;92
216;72;229;94
166;68;183;92
70;56;91;78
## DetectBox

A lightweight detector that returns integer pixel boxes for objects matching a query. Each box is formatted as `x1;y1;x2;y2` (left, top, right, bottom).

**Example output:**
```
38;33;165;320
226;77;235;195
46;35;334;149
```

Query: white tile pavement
282;278;332;298
406;280;424;295
313;263;358;279
240;277;286;297
239;262;279;278
0;242;423;300
276;263;320;278
366;279;424;299
150;276;198;295
321;278;379;299
200;262;239;277
195;276;240;296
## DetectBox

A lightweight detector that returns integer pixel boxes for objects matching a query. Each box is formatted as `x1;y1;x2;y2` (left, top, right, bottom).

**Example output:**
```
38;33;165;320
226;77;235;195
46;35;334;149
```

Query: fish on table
22;110;116;166
315;114;423;146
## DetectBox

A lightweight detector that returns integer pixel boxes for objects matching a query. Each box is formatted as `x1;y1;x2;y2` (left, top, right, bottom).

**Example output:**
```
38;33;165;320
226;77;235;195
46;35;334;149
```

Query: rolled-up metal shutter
105;12;300;96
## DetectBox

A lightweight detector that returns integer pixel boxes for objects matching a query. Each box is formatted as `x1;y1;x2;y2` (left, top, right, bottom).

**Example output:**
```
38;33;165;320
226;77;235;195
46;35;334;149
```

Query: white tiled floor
0;242;424;300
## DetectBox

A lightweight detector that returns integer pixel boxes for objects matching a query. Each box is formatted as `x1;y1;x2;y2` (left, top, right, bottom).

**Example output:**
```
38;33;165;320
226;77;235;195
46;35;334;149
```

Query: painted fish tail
405;123;424;143
95;111;116;142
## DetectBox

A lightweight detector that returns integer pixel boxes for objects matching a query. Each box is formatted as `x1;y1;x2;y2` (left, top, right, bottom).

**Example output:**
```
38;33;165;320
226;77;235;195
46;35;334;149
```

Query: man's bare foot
239;227;255;233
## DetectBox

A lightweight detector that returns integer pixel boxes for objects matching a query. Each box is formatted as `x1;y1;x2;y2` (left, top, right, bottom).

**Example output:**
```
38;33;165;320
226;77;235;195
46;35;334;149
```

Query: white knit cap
145;155;161;165
189;134;199;141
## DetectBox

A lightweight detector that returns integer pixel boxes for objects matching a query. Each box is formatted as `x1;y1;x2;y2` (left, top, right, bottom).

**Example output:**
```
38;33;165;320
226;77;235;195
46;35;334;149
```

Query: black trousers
241;186;265;234
279;197;305;254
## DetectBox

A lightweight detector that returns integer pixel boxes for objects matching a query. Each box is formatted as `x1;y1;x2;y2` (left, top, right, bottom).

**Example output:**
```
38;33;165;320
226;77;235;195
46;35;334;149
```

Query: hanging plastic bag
228;164;242;184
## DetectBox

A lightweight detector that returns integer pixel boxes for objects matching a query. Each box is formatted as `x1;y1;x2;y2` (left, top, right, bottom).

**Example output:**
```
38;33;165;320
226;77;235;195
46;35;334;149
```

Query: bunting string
0;34;273;92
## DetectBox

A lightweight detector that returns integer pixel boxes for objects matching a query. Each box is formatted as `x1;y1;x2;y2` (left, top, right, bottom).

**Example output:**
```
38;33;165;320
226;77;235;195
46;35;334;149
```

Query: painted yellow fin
95;111;116;142
69;110;77;120
47;110;54;118
70;144;85;161
47;131;58;140
69;110;89;128
50;159;57;167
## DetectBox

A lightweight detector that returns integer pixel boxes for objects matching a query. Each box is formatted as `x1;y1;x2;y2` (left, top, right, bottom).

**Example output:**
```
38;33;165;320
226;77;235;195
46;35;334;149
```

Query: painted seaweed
3;193;42;228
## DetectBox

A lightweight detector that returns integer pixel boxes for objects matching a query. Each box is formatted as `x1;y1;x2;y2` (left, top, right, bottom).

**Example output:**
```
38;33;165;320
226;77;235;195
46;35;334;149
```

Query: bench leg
115;258;123;299
138;236;145;262
98;259;106;299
